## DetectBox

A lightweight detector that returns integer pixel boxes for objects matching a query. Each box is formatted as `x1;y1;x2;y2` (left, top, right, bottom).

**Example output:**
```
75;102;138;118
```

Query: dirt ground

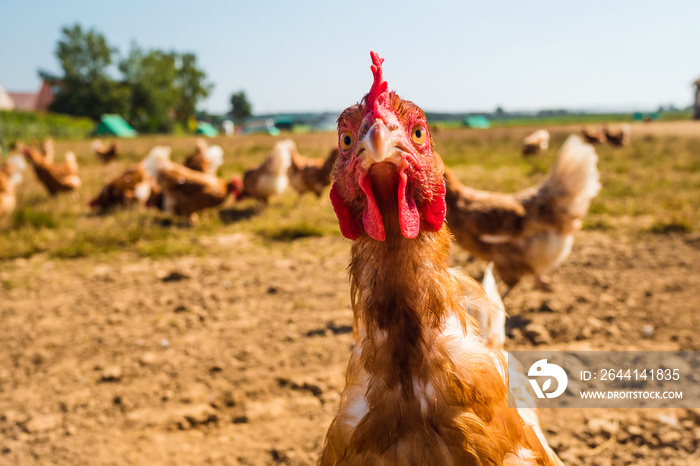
1;227;699;465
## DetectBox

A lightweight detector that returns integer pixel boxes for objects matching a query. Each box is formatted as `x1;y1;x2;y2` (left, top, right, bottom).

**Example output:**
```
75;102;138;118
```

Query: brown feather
93;140;119;163
155;162;229;216
90;163;153;212
22;145;80;196
321;158;560;465
444;135;600;288
289;147;339;197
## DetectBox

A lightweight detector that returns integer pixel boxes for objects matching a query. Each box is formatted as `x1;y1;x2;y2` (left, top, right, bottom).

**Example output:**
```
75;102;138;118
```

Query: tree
120;45;212;133
120;46;180;133
42;24;212;132
229;91;252;124
44;24;129;121
176;53;212;126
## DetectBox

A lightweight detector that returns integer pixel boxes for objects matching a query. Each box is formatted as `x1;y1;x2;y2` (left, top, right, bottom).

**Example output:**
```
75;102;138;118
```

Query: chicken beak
358;120;396;169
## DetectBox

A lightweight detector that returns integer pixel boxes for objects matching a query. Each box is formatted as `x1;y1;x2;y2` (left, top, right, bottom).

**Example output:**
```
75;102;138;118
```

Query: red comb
366;51;392;122
367;52;387;108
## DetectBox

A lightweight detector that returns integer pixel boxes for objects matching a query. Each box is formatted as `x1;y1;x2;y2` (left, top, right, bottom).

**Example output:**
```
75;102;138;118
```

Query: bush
1;110;95;142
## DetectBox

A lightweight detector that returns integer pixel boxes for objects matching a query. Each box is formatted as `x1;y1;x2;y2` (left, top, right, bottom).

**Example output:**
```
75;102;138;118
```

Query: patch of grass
257;222;327;241
137;239;196;258
647;220;693;235
583;218;613;231
1;278;16;290
12;206;59;229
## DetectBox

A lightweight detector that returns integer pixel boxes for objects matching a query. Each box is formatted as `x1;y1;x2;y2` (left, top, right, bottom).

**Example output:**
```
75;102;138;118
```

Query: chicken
91;139;119;163
522;129;550;156
183;139;224;175
0;155;27;219
445;134;601;295
144;146;241;224
581;124;607;144
20;144;81;195
88;162;156;213
236;139;292;204
42;138;55;163
288;144;339;197
321;51;562;465
604;123;631;146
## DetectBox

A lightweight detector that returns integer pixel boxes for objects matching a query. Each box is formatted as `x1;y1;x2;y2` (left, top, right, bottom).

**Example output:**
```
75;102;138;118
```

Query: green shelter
462;116;491;129
94;114;137;137
195;121;219;137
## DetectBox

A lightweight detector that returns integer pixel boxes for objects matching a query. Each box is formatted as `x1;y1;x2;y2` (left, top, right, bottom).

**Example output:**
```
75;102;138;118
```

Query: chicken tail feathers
204;145;224;174
479;263;506;351
64;151;79;173
143;146;172;180
541;134;601;228
6;155;27;186
268;139;294;174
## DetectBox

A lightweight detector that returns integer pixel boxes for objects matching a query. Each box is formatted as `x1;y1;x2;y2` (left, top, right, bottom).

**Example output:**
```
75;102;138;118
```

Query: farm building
94;114;138;137
694;78;700;120
195;121;218;137
5;80;57;112
0;82;14;110
463;116;491;128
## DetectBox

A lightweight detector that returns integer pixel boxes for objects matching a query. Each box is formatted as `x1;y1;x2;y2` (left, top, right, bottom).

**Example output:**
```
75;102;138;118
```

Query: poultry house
88;161;156;212
144;146;241;224
20;143;81;196
604;123;631;146
91;139;119;163
321;51;562;465
0;155;27;219
522;129;550;156
444;134;600;295
288;144;339;197
183;139;224;175
236;139;292;204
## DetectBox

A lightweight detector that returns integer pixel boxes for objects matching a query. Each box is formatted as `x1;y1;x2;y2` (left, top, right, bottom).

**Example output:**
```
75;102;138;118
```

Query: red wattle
397;170;420;238
358;173;385;241
330;183;363;240
419;178;446;232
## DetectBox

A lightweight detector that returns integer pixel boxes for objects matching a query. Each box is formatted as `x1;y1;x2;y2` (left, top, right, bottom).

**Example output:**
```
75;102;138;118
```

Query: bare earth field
1;122;699;465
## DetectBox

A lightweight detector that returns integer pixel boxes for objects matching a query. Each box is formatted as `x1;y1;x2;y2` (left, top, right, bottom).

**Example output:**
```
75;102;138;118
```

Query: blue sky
2;1;699;114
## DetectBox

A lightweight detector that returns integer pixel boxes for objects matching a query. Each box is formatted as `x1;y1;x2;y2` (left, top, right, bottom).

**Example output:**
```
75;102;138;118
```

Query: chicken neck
348;164;461;391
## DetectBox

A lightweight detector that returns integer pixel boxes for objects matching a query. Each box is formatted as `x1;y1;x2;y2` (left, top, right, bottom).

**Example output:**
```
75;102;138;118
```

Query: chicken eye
411;125;427;145
340;131;354;150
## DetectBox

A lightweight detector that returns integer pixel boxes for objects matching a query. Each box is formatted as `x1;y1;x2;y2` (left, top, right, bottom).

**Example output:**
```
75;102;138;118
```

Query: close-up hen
444;135;601;295
320;52;562;465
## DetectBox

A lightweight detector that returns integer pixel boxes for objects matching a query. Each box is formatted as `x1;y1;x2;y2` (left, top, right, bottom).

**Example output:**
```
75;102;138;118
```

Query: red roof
7;92;37;111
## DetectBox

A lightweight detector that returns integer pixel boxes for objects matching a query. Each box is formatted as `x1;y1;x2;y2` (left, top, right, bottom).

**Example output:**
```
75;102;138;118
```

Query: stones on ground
523;323;551;345
100;366;123;382
126;404;217;430
161;271;190;282
138;352;158;366
24;414;61;433
587;418;619;439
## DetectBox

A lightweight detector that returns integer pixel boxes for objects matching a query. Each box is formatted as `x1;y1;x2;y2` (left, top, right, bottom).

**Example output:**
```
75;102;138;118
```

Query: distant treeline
41;24;211;134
